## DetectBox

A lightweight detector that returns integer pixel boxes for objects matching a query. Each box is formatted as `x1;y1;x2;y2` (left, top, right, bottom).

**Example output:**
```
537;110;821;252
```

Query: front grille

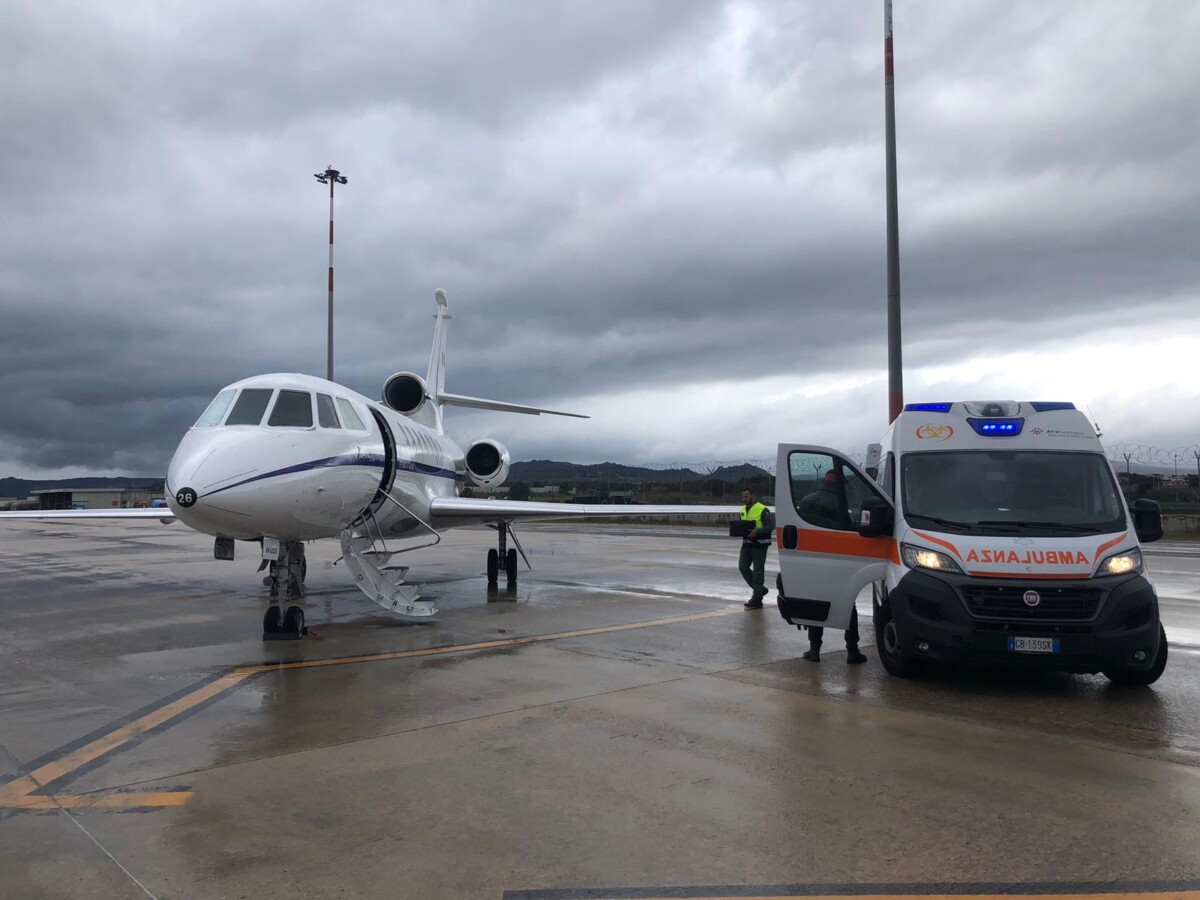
960;585;1102;620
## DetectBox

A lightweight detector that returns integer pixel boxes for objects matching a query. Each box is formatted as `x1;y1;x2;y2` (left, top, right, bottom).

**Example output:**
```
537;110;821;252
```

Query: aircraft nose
166;430;265;538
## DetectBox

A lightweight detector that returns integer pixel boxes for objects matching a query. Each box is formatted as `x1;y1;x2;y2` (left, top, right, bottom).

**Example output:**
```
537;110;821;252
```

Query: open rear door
775;444;897;629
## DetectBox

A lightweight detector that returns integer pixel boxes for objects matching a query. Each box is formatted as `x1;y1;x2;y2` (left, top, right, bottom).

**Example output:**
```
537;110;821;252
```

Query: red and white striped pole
313;166;347;382
884;0;904;423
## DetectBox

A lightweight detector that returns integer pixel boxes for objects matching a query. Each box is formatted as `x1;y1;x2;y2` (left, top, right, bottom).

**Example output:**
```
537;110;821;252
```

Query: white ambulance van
774;401;1167;685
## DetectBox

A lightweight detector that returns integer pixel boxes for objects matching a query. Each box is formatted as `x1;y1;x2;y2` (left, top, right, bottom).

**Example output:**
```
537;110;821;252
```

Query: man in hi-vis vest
738;488;774;609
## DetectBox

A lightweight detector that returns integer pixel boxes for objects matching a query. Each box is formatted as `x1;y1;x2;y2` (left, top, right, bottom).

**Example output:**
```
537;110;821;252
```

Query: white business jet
1;290;737;637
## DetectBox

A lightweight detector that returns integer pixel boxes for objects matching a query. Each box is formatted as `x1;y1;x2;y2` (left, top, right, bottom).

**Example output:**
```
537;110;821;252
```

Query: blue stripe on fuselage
203;453;457;498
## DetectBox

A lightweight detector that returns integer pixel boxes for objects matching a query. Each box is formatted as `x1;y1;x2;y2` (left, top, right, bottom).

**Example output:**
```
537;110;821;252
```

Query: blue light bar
968;417;1024;436
905;402;952;412
1030;401;1076;412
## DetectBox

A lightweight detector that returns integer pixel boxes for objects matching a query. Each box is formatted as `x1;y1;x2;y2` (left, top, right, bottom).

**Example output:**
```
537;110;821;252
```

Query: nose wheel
263;604;306;639
261;540;308;640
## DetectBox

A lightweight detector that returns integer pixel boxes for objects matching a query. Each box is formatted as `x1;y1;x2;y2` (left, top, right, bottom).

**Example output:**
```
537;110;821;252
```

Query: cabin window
195;390;236;427
225;389;274;426
336;398;367;431
316;394;341;429
268;390;314;427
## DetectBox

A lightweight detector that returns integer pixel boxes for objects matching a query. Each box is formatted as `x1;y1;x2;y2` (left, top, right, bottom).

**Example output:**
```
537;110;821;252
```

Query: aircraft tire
263;605;282;634
283;605;305;636
487;549;499;584
505;548;518;583
1103;622;1168;687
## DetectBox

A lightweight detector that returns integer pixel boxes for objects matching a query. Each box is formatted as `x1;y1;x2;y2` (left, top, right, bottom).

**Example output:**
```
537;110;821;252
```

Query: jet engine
465;439;511;488
382;372;429;416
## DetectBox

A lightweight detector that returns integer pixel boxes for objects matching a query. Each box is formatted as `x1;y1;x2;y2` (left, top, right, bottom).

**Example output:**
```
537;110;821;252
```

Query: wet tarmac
1;520;1199;899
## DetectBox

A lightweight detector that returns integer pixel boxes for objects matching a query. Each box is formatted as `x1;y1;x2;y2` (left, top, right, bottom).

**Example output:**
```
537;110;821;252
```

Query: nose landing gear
260;540;308;640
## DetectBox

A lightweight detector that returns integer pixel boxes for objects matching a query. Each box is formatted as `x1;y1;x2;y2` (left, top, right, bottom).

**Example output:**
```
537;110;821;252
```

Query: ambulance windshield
901;450;1126;536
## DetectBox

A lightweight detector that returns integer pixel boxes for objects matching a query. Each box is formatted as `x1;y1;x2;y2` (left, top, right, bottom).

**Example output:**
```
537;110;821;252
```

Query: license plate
1008;636;1059;654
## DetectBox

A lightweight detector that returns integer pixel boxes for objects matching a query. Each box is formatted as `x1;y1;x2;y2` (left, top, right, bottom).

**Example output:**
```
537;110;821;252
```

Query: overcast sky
3;1;1199;479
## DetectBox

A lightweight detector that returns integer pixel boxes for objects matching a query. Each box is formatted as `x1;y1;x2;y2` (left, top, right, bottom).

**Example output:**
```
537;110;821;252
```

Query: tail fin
426;288;451;406
428;290;588;423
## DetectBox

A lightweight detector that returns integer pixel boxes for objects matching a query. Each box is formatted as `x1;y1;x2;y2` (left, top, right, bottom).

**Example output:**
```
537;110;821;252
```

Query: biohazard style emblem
915;424;954;441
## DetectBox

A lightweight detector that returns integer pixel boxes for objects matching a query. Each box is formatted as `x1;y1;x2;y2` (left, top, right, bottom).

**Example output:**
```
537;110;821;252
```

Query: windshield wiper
977;520;1103;533
905;513;979;530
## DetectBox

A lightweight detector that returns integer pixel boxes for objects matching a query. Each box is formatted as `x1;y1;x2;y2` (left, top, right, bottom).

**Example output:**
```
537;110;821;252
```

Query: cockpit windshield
194;390;236;427
267;390;313;427
225;389;274;426
901;450;1126;536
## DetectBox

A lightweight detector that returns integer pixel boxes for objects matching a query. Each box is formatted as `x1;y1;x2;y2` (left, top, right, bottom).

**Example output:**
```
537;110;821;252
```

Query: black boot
802;644;821;662
846;647;868;665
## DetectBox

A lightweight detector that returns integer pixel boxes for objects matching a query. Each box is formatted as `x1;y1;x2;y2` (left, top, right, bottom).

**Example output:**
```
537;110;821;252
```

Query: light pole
313;166;348;382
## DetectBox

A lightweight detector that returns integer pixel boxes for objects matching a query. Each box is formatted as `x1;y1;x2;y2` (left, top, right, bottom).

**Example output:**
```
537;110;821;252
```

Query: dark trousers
808;606;860;650
738;543;769;598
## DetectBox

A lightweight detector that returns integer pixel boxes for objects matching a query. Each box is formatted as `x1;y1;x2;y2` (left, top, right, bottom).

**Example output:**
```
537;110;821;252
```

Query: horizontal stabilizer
439;392;588;419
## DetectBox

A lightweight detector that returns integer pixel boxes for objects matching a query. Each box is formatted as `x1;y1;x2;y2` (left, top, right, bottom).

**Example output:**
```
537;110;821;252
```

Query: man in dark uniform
738;488;774;609
797;471;867;664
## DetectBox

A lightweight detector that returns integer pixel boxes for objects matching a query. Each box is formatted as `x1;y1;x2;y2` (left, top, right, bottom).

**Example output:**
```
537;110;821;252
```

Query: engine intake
465;439;510;489
382;372;428;416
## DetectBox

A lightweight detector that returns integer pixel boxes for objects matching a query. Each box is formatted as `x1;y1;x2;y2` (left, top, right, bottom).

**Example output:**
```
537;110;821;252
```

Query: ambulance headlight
901;543;964;575
1096;548;1142;577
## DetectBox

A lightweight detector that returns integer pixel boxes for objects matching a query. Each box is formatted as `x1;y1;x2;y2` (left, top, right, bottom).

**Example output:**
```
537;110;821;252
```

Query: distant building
32;487;164;510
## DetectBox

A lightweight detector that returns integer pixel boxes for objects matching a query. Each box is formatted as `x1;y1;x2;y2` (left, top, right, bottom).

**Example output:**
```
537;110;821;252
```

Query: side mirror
1132;498;1163;544
858;496;894;538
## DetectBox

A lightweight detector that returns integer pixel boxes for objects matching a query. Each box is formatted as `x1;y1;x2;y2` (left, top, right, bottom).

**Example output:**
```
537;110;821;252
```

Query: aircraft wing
0;509;175;521
429;497;742;524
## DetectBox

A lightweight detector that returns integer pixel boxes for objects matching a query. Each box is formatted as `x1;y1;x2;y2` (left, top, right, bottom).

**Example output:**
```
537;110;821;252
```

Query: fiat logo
1023;590;1041;608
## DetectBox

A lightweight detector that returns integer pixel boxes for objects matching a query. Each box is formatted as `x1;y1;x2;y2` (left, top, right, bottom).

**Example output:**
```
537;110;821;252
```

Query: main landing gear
259;540;308;640
486;523;526;586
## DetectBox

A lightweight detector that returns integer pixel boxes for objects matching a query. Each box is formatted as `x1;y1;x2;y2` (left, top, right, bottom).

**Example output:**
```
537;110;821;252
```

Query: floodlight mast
884;0;903;423
313;166;348;382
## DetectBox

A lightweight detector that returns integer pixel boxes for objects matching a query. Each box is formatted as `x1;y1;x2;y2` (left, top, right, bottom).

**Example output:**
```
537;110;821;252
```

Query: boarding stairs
339;493;441;618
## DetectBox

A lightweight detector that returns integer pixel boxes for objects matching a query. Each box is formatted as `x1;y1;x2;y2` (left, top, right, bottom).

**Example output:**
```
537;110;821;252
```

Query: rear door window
268;391;314;427
225;389;274;426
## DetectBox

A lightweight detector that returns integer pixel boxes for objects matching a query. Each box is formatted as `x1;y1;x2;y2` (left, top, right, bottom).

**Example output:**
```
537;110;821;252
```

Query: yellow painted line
0;669;253;807
0;607;736;810
9;791;194;811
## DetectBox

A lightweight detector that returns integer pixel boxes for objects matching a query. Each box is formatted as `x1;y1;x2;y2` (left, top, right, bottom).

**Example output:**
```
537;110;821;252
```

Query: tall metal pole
313;166;348;382
884;0;904;423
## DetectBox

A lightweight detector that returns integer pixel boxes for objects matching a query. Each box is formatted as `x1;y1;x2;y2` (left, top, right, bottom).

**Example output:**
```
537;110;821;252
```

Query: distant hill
508;459;769;485
0;460;776;499
0;476;163;499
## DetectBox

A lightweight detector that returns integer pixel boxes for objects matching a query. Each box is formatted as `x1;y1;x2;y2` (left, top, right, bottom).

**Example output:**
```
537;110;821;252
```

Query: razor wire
1105;444;1200;474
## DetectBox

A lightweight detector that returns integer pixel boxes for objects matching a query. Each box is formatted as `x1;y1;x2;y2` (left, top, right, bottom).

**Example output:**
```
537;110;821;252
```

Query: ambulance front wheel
1103;622;1168;687
874;590;922;678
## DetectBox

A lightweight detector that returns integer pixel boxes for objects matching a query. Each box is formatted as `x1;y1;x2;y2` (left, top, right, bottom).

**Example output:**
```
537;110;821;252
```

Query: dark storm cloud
2;1;1198;476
